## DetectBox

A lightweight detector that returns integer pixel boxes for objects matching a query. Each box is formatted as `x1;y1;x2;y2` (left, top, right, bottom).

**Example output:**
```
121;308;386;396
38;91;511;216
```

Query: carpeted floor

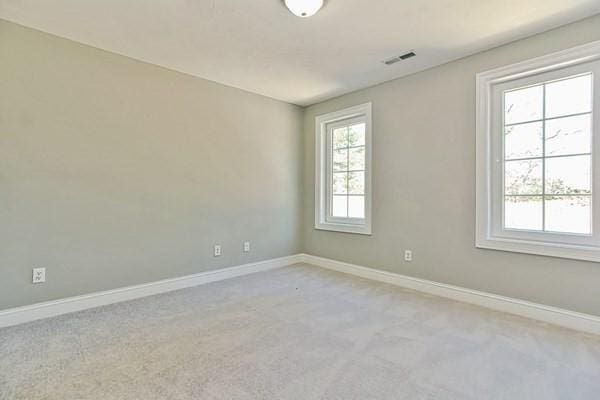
1;263;600;400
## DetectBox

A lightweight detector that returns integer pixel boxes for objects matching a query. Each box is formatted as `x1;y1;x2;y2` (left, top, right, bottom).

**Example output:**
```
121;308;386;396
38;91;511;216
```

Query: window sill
476;236;600;263
315;221;372;235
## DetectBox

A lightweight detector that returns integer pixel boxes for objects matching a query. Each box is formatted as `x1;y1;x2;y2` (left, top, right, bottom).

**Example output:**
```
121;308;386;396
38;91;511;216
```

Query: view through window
503;73;593;235
331;121;366;219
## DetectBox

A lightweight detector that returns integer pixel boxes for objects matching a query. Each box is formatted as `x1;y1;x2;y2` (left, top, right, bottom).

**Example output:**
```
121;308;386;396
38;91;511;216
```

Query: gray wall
303;14;600;317
3;14;600;317
0;20;304;309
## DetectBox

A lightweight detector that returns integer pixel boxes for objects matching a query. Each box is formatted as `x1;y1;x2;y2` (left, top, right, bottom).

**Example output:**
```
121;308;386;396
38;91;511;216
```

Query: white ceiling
1;1;599;106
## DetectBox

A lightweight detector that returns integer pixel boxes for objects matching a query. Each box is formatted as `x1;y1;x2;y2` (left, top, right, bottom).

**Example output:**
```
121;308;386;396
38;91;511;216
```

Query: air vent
383;57;401;65
382;51;416;65
399;51;416;60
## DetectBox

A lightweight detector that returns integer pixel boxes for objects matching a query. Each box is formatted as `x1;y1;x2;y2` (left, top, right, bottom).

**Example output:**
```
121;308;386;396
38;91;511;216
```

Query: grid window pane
505;121;543;160
332;172;347;194
349;146;365;170
333;149;348;171
504;159;543;195
545;155;591;195
504;85;543;125
332;196;348;217
348;123;366;146
502;72;593;236
545;196;591;234
504;196;543;231
545;74;592;118
330;120;368;221
348;172;365;195
333;127;348;149
348;196;365;219
545;114;591;156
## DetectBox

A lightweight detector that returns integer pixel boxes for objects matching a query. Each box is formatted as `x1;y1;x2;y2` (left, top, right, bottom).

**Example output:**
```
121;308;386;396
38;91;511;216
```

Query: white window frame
315;103;372;235
476;40;600;262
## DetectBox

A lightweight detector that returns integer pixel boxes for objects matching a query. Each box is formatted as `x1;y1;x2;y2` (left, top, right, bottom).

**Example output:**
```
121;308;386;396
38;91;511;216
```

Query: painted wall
3;14;600;317
0;20;304;309
303;14;600;316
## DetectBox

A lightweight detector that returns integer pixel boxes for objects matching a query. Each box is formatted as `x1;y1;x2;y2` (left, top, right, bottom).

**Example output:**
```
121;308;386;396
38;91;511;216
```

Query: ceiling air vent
383;51;416;65
399;51;416;60
383;56;401;65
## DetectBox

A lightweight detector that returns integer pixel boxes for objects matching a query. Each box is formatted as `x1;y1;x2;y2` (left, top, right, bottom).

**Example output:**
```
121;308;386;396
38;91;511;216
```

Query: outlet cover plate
32;268;46;284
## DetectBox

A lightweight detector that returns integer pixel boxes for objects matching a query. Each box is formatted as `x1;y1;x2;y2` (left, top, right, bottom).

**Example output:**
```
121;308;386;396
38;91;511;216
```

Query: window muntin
315;103;372;235
328;118;367;221
502;73;593;235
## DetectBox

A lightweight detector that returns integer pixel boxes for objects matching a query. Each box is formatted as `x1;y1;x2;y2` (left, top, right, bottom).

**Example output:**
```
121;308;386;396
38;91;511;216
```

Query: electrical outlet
243;241;250;253
214;245;222;257
32;268;46;284
404;250;413;262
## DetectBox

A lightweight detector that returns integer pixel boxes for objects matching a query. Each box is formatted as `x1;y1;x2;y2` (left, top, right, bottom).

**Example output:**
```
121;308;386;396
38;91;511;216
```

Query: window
503;74;592;234
315;103;372;234
476;41;600;261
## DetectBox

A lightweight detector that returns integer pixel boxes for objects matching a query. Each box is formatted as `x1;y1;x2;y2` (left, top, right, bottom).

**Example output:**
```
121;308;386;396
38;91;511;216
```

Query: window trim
315;102;372;235
476;40;600;262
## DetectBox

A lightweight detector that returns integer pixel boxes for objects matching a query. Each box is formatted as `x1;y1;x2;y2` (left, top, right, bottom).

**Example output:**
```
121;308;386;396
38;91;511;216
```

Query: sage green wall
303;14;600;316
0;20;303;309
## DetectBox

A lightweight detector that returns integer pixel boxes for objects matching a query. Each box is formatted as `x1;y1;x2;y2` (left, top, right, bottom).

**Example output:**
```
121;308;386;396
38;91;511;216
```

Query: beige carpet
1;263;600;399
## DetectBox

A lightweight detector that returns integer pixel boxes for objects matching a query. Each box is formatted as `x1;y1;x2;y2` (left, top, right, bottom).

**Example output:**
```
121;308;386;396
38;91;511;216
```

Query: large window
476;41;600;261
315;103;372;234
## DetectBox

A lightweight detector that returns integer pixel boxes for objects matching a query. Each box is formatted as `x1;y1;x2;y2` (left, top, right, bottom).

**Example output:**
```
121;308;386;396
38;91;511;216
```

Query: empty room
2;1;600;399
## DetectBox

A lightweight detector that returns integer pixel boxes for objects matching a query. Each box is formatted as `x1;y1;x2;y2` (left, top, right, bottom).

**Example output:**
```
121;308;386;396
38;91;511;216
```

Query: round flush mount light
284;0;324;18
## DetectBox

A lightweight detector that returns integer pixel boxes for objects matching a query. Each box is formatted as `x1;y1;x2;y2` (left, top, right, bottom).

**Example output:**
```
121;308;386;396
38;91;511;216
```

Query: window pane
348;123;366;147
332;172;347;194
504;121;543;160
545;114;591;156
332;195;348;217
504;159;543;195
348;196;365;219
504;196;543;231
545;196;591;234
349;146;365;170
504;85;543;125
545;155;591;195
333;149;348;171
348;172;364;195
545;74;592;118
332;127;348;149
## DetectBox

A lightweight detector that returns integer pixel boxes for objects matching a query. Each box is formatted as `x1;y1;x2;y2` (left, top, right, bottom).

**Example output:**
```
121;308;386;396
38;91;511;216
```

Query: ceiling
1;1;599;106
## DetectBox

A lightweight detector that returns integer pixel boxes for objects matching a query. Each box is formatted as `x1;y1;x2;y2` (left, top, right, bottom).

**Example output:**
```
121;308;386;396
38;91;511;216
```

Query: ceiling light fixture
284;0;323;18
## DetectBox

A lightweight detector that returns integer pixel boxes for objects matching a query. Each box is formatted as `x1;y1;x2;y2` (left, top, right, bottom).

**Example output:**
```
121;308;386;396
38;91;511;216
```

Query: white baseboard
4;253;599;336
0;254;303;328
301;254;600;336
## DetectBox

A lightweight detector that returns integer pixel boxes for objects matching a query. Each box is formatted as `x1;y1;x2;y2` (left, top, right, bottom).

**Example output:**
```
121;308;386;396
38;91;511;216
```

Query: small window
315;103;372;234
476;41;600;261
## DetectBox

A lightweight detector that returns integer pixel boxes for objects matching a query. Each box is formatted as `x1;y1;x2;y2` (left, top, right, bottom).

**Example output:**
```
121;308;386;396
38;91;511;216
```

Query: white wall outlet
404;250;413;262
214;245;222;257
243;241;250;253
32;267;46;284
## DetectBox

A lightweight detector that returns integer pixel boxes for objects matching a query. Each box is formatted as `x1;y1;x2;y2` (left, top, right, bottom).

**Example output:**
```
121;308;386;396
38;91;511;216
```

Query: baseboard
301;254;600;336
5;253;599;336
0;254;303;328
